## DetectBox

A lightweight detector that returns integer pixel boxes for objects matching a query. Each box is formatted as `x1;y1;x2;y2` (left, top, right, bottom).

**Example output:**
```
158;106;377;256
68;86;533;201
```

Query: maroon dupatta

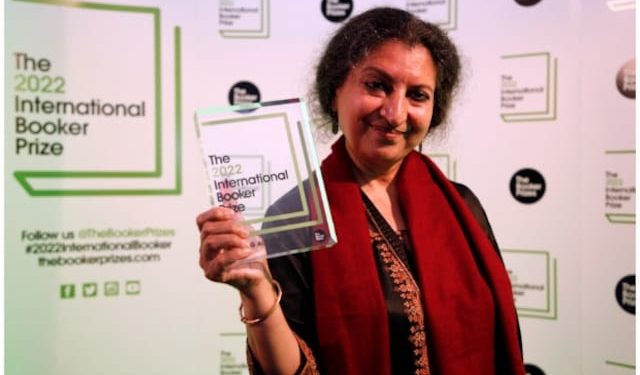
310;138;524;375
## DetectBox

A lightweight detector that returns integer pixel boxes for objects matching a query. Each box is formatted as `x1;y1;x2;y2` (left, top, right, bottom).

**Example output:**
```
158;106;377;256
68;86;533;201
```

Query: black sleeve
452;182;523;356
261;187;318;354
267;253;317;352
452;182;503;261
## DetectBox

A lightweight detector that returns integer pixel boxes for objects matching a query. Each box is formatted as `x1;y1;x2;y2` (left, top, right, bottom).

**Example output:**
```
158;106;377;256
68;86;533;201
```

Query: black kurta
248;183;504;374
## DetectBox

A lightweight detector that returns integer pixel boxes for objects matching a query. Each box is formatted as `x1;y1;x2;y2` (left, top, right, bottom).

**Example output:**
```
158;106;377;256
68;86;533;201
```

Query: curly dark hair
313;7;461;134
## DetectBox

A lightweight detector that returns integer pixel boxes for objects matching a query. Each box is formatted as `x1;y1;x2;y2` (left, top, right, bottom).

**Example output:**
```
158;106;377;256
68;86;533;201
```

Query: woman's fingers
196;205;272;292
222;259;271;290
200;233;249;260
200;220;250;242
200;245;253;281
196;207;235;231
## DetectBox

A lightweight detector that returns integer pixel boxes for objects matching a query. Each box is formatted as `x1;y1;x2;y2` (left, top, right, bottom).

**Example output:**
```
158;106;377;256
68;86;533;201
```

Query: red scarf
310;138;524;375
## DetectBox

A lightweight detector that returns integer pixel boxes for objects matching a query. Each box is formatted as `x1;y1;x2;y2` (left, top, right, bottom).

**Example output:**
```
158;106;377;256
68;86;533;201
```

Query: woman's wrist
238;278;281;324
239;280;282;325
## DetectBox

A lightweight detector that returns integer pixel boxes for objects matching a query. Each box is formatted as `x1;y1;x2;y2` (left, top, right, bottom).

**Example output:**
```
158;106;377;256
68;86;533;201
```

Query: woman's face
333;40;437;175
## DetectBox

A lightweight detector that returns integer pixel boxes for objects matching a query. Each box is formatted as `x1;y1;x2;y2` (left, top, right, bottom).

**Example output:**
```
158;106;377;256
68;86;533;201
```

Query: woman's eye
409;90;430;102
364;81;387;92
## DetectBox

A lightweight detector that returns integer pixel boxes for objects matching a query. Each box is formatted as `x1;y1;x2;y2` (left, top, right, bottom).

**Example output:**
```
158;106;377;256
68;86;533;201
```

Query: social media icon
125;280;141;295
104;281;119;297
82;283;98;298
60;284;76;299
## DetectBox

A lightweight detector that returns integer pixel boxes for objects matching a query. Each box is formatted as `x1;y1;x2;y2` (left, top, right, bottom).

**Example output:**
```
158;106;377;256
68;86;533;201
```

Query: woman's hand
196;207;270;295
197;207;305;373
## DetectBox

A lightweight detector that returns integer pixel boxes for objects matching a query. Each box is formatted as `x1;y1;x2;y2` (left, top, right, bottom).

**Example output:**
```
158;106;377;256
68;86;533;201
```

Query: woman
197;7;525;375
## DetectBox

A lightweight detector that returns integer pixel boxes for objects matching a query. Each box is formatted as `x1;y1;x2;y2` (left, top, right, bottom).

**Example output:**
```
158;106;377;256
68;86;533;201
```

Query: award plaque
195;98;337;258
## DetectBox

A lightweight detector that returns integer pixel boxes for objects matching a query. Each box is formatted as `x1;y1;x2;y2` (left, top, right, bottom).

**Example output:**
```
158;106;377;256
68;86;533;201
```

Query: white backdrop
4;1;635;374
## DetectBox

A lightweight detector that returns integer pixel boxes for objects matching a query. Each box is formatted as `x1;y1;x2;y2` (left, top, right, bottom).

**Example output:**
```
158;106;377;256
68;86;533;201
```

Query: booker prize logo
313;229;327;243
510;168;546;204
218;0;270;39
228;81;261;106
9;3;182;196
321;0;353;22
405;0;458;31
615;274;635;315
500;51;558;122
219;332;249;374
515;0;542;6
616;59;635;99
525;364;546;375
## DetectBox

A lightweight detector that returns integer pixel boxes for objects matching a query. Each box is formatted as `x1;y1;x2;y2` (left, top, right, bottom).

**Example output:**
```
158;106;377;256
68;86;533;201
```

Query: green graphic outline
607;0;636;12
407;0;458;31
606;213;635;224
254;120;328;255
605;150;635;224
500;52;558;123
12;1;182;196
219;0;270;39
254;119;326;238
503;249;558;320
605;360;635;370
428;153;457;180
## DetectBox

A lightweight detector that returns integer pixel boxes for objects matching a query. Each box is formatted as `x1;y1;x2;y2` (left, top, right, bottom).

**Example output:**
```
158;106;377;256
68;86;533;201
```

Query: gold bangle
239;280;282;325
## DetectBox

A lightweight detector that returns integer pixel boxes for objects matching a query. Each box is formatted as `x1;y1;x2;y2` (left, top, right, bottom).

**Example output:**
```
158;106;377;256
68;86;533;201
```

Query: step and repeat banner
5;1;635;374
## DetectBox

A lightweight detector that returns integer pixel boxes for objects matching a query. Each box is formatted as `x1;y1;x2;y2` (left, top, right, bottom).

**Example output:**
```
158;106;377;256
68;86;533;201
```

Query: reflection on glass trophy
195;98;337;259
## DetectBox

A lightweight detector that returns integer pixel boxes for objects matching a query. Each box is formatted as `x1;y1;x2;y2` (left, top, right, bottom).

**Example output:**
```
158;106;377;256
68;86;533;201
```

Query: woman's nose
379;91;408;128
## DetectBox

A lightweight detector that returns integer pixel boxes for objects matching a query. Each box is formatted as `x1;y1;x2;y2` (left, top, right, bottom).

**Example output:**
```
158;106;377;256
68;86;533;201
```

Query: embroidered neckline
362;191;430;375
370;235;430;375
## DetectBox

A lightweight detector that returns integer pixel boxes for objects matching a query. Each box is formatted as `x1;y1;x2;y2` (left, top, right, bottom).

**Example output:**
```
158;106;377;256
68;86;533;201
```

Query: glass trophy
195;98;337;259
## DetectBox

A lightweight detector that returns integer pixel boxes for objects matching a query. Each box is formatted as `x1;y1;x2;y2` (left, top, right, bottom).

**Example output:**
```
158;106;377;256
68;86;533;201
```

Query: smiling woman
334;40;436;181
197;7;526;375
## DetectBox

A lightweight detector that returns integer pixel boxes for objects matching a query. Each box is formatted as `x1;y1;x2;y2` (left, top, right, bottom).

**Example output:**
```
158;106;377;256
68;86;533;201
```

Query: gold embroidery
372;233;430;375
247;334;319;375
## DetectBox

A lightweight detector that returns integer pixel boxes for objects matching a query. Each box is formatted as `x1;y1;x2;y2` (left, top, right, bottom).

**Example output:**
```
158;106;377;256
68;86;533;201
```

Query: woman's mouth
368;123;412;137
